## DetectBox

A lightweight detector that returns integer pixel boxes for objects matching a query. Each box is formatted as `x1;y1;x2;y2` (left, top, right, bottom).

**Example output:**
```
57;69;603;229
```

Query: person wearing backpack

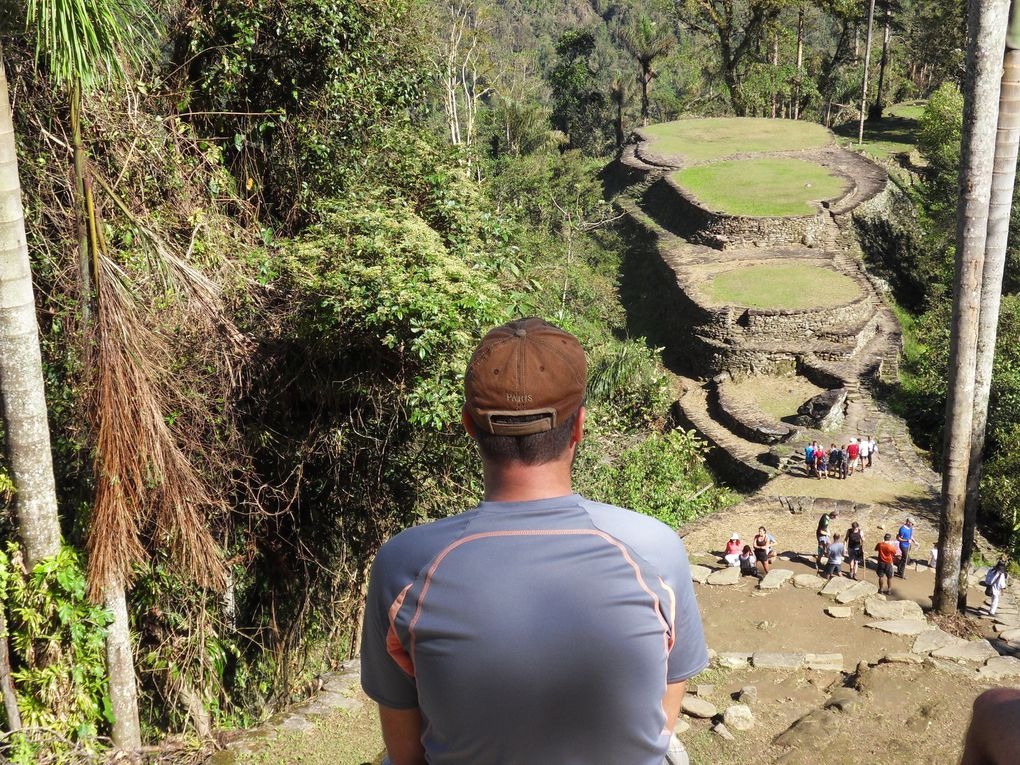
986;560;1009;617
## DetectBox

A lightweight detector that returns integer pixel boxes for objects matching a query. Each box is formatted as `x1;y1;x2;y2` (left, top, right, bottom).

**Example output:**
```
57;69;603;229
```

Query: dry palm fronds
86;253;227;600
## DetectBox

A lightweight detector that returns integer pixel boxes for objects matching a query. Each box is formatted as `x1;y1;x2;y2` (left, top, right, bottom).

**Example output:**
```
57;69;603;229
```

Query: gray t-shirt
827;541;846;565
361;494;709;765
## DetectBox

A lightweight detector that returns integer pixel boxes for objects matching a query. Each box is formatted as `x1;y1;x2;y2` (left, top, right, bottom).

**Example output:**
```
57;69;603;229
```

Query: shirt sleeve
663;534;710;683
360;542;420;710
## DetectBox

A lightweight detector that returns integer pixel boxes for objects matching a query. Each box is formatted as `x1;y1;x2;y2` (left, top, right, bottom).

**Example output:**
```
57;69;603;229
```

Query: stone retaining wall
713;378;799;444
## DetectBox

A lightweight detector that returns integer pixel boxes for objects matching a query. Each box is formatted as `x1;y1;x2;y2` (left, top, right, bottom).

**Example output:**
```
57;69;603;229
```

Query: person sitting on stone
723;533;742;567
738;545;757;577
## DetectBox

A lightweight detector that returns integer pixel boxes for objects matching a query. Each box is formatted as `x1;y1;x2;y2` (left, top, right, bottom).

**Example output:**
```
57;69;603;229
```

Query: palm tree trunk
105;579;142;750
873;7;892;118
0;52;62;568
858;0;877;143
794;9;804;120
640;63;651;127
960;36;1020;609
934;0;1011;615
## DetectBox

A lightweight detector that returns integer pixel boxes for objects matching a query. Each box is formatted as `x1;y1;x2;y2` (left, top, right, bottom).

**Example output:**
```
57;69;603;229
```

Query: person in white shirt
857;436;871;473
867;435;877;468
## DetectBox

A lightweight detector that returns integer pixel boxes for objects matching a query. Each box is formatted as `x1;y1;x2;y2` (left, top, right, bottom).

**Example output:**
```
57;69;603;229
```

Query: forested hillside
1;0;1014;760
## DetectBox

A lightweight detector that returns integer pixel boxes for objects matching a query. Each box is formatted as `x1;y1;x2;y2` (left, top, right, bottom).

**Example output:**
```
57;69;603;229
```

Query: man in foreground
360;318;708;765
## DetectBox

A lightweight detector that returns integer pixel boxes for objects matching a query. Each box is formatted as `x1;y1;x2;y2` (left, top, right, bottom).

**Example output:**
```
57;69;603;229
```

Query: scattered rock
865;619;930;636
690;565;712;584
707;648;717;661
717;652;752;669
759;569;794;589
723;704;755;731
278;714;315;732
756;620;773;630
752;652;805;670
792;574;826;590
681;695;717;719
673;718;691;734
881;652;924;665
931;639;999;663
976;656;1020;680
819;577;855;598
912;628;964;655
998;626;1020;642
823;689;859;712
707;567;742;586
805;653;844;671
835;580;879;604
712;722;736;741
737;686;758;704
695;684;714;697
864;597;924;620
774;709;831;748
825;606;852;618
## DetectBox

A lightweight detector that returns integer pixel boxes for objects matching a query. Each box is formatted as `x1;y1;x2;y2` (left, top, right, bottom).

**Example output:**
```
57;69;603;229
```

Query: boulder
805;653;844;671
835;580;879;604
712;722;736;741
792;574;826;590
759;569;794;590
737;686;758;704
695;684;714;697
998;627;1020;642
912;628;965;655
717;652;752;669
794;388;848;429
707;567;742;586
865;619;931;636
723;704;755;731
690;565;713;584
819;577;855;598
931;639;999;663
825;606;852;619
823;689;859;712
864;597;924;620
681;696;717;719
752;652;805;670
673;719;691;734
977;656;1020;681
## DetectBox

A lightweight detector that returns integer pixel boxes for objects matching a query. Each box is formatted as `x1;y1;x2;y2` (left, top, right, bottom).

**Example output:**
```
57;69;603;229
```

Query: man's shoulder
577;498;686;557
373;511;477;578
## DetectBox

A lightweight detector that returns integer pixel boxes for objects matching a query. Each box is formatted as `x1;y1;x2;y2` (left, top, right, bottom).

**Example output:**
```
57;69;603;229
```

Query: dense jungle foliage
0;0;997;757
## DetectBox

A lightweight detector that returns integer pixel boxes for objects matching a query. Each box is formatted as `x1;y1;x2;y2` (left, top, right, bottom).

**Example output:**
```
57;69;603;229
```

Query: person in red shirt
874;533;900;595
846;439;860;477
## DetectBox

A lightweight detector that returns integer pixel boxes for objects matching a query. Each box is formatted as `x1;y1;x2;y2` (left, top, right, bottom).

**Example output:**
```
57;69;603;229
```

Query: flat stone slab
865;597;924;620
826;606;852;619
690;565;713;584
707;567;743;586
976;656;1020;680
998;627;1020;642
713;722;735;741
835;580;879;604
681;696;717;719
882;652;924;665
792;574;825;590
717;651;752;669
819;577;855;598
759;569;793;589
804;653;844;671
931;639;999;663
912;628;964;655
752;652;805;670
865;619;931;636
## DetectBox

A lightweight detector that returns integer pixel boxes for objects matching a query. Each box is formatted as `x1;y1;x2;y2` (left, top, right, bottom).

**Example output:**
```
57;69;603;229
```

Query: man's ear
571;407;586;446
462;407;478;438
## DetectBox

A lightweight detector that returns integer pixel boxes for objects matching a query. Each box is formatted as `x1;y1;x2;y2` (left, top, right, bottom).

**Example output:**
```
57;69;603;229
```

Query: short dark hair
473;412;578;466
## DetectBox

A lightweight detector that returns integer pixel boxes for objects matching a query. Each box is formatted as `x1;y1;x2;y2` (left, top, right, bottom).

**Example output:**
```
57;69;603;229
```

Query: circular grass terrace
672;158;848;217
703;263;861;309
641;117;831;163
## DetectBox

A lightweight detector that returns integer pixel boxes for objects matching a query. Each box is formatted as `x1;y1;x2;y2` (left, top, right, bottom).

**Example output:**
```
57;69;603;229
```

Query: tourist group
804;436;876;478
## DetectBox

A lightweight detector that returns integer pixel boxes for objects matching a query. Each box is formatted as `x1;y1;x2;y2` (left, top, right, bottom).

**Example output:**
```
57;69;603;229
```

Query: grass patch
642;117;831;162
673;158;847;217
727;375;824;421
834;100;925;162
703;264;861;309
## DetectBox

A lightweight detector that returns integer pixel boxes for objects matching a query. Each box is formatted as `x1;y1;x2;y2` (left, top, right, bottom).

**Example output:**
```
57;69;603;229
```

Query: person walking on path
360;318;708;765
814;444;828;479
866;435;877;469
824;533;846;581
858;436;871;473
829;443;846;480
754;526;776;575
875;533;899;595
985;560;1009;617
846;438;860;477
845;521;865;580
816;510;837;573
896;518;916;578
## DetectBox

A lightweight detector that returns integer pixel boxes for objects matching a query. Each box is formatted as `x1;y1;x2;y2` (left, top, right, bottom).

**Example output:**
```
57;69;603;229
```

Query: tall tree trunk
794;8;804;120
934;0;1011;615
105;580;142;750
873;6;892;118
640;62;651;127
858;0;877;143
0;52;62;568
0;607;21;732
771;35;779;118
960;23;1020;609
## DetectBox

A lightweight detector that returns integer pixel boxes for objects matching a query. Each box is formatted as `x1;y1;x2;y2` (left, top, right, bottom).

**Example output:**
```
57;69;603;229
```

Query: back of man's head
464;317;587;465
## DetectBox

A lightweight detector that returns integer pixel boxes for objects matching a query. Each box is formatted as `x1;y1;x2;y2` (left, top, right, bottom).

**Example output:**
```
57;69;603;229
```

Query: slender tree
620;15;676;126
934;0;1011;615
0;48;62;568
858;0;877;143
959;0;1020;609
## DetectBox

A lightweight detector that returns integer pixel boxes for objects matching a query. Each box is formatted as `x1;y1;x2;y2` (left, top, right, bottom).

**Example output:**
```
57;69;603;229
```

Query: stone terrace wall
713;377;799;445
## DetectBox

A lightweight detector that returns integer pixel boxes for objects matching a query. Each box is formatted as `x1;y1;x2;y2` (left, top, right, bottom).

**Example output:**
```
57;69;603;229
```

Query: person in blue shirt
804;441;816;478
895;518;915;578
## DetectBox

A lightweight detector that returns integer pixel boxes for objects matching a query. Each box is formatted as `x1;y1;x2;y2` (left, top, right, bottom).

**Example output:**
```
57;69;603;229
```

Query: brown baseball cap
465;318;587;436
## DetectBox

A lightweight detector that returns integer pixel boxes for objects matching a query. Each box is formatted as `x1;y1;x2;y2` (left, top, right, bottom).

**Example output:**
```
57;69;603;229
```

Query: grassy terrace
703;263;861;309
834;100;926;163
673;157;848;217
641;117;831;162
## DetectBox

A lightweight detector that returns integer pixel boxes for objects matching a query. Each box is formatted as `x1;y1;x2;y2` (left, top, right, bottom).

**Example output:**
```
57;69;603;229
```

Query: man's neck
481;456;574;503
